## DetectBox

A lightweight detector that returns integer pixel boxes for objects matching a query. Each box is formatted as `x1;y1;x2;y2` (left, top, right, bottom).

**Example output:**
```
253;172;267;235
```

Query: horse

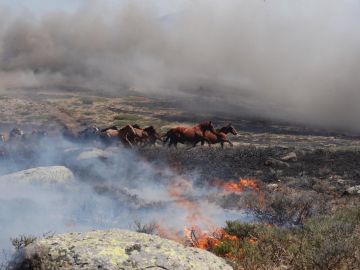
9;128;25;141
117;125;138;147
78;125;100;141
99;126;121;145
200;123;238;148
163;121;216;148
62;124;99;142
142;126;162;147
131;126;162;147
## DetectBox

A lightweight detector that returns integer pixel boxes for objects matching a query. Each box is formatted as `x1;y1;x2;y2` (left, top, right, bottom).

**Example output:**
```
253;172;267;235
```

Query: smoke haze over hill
0;0;360;131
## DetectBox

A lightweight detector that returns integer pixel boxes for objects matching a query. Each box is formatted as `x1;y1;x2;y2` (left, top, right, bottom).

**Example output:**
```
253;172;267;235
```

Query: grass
209;207;360;270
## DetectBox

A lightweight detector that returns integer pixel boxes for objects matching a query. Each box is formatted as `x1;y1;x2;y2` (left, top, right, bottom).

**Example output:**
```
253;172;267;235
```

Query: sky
1;0;360;131
0;0;190;16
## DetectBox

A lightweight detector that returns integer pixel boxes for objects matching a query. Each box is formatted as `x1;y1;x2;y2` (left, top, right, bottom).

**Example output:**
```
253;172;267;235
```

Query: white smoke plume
0;137;252;253
0;0;360;130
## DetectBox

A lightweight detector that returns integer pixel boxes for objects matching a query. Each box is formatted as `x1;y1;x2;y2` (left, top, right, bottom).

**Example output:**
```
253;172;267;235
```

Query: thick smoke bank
1;0;360;130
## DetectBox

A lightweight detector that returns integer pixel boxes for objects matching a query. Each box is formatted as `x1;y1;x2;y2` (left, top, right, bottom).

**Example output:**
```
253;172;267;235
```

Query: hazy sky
1;0;360;131
0;0;190;16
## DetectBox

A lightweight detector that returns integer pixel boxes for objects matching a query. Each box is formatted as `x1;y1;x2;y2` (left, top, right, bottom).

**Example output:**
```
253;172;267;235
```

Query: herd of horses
0;121;238;149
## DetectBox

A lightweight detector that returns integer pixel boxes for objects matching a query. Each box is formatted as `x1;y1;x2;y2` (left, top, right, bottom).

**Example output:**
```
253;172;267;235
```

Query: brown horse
200;123;238;148
163;121;216;148
99;126;122;145
131;126;162;147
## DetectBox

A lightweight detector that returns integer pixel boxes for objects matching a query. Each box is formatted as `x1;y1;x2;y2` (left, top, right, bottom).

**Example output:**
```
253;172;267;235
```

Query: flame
216;178;260;193
184;226;238;251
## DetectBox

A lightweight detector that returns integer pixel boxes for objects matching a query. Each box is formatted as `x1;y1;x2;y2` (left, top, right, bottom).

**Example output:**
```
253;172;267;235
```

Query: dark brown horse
133;126;162;147
163;121;216;148
62;125;99;142
100;125;147;147
200;123;238;148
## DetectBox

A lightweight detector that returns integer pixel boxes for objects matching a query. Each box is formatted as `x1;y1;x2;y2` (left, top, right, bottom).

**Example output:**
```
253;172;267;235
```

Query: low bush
210;207;360;270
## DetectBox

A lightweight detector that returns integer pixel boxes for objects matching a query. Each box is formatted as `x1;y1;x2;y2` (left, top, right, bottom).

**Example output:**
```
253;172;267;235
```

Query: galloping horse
132;126;162;147
200;123;238;148
163;121;216;148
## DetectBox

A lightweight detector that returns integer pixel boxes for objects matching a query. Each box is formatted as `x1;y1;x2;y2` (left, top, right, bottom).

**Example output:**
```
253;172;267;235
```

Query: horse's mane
218;126;228;133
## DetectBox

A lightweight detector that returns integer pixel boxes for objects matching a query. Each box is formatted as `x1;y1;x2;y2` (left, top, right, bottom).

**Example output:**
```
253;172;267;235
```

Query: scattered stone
345;185;360;195
267;183;280;191
0;166;74;185
7;229;233;270
280;152;297;162
264;158;290;168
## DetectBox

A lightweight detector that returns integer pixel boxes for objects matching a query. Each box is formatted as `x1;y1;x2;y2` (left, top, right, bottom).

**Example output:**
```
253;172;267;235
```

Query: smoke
0;137;252;253
1;0;360;130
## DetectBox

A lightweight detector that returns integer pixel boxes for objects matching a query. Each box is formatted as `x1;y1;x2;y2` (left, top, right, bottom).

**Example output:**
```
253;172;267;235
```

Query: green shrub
210;208;360;270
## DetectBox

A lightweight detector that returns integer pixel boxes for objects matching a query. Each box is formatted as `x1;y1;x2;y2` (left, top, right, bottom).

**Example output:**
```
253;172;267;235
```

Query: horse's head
226;123;238;135
199;121;216;134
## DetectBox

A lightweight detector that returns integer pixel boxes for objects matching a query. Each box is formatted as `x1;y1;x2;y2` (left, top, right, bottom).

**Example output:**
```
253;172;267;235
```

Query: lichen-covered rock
7;229;233;270
0;166;74;185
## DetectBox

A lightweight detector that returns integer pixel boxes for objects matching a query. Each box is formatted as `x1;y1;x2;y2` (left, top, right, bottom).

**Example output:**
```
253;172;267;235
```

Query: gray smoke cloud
0;0;360;131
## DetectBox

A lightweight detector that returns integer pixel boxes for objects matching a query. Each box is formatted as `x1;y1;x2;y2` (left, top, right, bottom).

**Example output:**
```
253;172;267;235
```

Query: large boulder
8;229;232;270
0;166;74;185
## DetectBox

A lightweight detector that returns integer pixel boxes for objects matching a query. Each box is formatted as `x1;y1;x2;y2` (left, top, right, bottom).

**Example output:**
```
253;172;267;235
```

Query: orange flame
217;178;260;193
184;226;238;251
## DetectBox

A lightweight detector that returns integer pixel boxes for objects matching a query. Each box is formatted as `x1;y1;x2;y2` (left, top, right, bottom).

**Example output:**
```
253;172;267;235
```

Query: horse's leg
168;137;174;148
163;135;170;146
221;142;224;149
123;135;133;148
222;139;233;147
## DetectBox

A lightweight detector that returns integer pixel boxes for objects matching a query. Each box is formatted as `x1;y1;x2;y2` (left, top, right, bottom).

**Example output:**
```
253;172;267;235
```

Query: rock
280;152;297;162
7;229;232;270
267;183;280;191
0;166;74;185
345;185;360;195
264;158;290;168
